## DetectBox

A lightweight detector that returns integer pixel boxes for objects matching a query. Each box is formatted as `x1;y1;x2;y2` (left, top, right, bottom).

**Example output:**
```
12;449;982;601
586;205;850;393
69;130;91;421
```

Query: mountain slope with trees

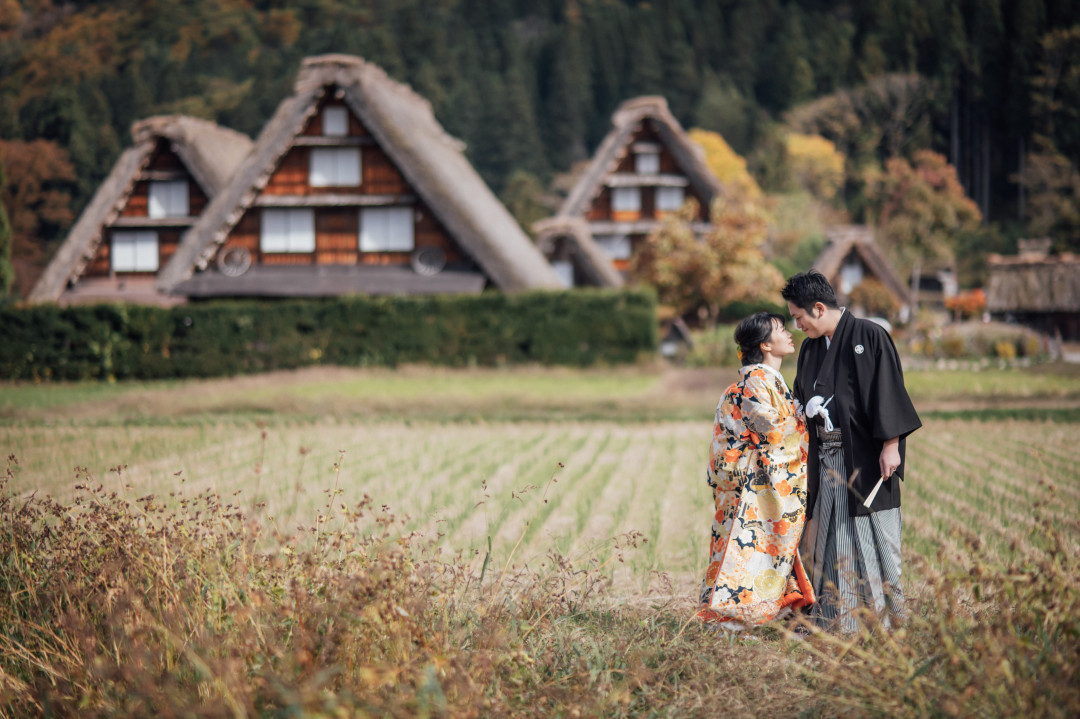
2;0;1079;294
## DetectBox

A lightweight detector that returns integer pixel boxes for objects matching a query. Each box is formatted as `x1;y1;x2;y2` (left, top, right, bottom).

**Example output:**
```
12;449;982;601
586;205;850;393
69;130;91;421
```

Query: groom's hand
879;437;900;479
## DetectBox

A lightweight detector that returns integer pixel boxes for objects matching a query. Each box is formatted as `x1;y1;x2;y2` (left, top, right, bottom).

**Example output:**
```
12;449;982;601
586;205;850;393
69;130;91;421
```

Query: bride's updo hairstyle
734;311;785;366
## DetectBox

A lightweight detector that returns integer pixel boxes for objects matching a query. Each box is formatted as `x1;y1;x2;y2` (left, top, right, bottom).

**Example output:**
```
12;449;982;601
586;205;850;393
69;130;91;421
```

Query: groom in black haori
782;270;921;632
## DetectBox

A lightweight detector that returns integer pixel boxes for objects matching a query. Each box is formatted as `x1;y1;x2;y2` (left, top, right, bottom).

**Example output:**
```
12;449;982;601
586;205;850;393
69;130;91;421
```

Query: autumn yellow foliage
688;128;762;199
784;132;845;200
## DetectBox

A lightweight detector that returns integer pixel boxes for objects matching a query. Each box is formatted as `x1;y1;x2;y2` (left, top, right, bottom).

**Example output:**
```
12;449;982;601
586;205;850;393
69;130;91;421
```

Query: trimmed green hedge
0;290;658;381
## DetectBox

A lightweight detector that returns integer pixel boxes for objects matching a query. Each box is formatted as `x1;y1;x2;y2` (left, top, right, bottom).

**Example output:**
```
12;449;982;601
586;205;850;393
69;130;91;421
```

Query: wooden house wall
587;188;612;221
585;122;708;223
217;201;464;269
262;146;411;196
120;179;208;217
315;209;360;265
363;145;408;195
226;95;470;272
262;149;311;196
264;108;408;197
119;143;208;218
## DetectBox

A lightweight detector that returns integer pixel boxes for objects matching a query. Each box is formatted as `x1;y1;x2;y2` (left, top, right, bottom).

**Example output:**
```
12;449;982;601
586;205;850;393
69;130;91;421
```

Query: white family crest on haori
854;344;865;354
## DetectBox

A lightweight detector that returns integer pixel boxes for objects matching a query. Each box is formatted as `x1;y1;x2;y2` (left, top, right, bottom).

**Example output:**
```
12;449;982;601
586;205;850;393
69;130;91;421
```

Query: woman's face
765;319;796;357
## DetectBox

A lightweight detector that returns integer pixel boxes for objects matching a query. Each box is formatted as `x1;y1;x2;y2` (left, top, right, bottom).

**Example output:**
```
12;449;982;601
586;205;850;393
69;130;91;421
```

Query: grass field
2;363;1079;716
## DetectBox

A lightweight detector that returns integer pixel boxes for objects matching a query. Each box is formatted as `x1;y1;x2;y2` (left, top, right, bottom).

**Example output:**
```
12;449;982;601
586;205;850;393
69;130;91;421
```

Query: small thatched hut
986;239;1080;340
812;225;911;320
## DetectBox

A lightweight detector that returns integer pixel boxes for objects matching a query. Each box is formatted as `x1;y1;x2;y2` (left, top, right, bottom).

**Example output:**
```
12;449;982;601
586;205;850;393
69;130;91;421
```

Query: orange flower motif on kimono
696;364;815;630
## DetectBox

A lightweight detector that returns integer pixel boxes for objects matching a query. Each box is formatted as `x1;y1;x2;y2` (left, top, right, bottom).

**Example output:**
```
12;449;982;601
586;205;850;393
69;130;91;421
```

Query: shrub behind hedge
0;289;657;381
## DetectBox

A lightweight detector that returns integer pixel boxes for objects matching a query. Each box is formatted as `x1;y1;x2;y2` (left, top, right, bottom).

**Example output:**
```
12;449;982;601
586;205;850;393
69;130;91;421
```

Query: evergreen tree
657;12;698;122
539;13;590;170
693;71;756;154
757;4;814;112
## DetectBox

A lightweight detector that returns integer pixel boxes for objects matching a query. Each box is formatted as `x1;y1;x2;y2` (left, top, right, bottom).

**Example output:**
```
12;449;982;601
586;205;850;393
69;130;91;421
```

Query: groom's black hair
735;312;785;366
781;269;839;312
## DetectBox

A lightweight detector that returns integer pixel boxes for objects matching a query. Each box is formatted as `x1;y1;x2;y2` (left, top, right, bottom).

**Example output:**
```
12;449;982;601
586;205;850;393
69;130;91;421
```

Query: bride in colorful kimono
695;312;815;629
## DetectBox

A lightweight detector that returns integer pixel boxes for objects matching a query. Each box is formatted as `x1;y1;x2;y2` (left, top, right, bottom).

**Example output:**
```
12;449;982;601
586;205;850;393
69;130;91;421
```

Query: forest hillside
2;0;1080;296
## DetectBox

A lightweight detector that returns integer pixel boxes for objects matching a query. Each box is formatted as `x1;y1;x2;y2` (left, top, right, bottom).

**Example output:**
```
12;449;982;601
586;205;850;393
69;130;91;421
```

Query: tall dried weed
1;452;1077;717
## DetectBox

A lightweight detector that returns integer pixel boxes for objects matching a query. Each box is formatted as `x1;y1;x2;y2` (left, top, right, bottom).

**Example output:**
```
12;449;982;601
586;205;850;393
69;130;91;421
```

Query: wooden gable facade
81;141;208;286
539;96;722;287
204;96;472;292
161;55;561;299
28;116;253;306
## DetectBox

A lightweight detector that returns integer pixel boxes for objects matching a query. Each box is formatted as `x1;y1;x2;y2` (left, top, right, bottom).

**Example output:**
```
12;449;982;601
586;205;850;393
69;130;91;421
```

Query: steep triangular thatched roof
813;225;910;305
557;96;724;219
158;54;561;293
28;116;253;303
531;217;624;288
986;251;1080;312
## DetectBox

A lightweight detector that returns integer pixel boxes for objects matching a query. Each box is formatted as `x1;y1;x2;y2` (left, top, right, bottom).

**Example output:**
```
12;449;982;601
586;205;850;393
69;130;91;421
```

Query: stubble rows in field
5;415;1077;594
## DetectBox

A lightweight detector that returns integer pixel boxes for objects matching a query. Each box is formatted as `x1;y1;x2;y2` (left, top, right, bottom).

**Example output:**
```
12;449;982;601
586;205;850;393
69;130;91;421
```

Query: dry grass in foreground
1;456;1078;718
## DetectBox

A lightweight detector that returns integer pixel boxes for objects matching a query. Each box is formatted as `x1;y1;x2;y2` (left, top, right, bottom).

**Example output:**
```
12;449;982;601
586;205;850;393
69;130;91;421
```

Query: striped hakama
804;427;904;633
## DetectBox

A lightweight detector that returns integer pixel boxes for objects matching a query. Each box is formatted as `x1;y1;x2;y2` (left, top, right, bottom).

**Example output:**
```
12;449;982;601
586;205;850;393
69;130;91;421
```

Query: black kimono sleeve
855;323;921;476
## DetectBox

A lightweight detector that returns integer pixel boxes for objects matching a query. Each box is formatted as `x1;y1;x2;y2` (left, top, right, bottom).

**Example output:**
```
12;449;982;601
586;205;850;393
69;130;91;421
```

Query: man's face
787;301;827;339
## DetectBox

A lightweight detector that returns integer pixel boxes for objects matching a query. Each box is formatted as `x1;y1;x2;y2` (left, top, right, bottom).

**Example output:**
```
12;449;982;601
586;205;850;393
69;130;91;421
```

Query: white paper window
310;148;361;187
360;207;414;252
656;186;685;212
594;235;632;260
323;106;348;136
635;151;660;174
112;230;159;272
611;187;641;213
261;208;315;253
148;180;189;218
551;260;574;288
840;256;865;294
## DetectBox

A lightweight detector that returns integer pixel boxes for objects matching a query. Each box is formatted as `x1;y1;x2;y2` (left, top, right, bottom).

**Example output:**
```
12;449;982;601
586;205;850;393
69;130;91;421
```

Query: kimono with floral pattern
695;363;815;628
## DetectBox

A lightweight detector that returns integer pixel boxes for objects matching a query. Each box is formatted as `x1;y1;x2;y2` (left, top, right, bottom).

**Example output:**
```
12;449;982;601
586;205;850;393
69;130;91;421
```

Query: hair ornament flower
736;345;743;362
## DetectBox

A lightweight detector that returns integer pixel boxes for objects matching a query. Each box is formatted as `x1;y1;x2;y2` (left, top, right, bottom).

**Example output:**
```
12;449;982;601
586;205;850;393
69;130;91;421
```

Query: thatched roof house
813;225;911;318
531;217;624;289
28;116;253;305
542;96;723;286
157;54;561;298
986;239;1080;340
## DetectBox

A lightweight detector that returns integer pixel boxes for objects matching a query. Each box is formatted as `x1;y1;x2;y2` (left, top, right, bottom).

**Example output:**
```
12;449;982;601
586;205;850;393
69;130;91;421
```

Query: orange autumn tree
0;139;76;294
944;288;987;320
0;155;12;295
864;150;981;275
630;194;783;326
